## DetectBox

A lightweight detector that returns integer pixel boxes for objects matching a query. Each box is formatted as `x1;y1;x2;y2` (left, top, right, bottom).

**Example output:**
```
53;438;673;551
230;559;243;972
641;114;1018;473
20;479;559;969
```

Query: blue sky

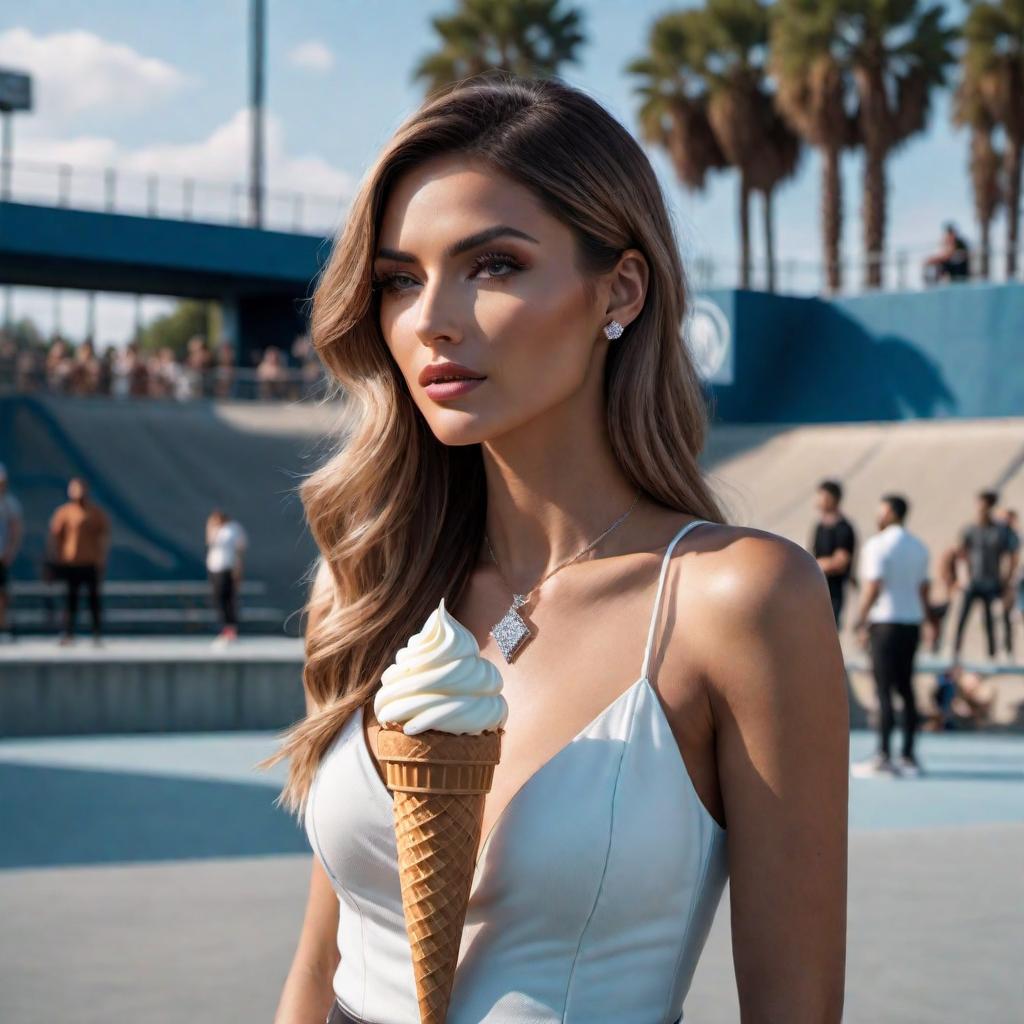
1;0;987;344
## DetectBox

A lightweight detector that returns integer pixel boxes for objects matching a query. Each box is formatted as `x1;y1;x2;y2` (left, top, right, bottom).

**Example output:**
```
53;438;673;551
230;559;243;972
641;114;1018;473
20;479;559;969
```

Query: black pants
208;569;237;628
829;585;845;629
60;564;102;637
954;582;1000;657
868;622;921;759
1000;595;1015;656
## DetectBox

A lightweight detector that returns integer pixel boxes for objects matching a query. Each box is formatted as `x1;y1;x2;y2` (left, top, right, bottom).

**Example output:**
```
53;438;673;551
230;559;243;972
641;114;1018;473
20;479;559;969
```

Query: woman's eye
472;253;523;279
373;252;523;294
374;273;417;293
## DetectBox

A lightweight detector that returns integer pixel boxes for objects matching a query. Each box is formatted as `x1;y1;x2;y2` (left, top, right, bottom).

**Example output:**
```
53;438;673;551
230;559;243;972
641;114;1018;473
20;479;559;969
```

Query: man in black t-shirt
810;479;857;628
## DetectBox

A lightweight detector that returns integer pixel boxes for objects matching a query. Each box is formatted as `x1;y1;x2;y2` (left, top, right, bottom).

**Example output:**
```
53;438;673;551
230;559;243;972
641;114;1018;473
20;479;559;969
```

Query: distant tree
954;78;1003;278
413;0;586;96
773;0;956;290
749;97;802;292
5;316;46;350
138;301;217;358
630;1;800;291
772;0;859;292
962;0;1024;277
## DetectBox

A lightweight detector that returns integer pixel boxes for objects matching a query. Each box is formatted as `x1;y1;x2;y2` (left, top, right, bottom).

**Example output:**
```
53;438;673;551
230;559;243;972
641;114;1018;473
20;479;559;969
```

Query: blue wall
704;282;1024;423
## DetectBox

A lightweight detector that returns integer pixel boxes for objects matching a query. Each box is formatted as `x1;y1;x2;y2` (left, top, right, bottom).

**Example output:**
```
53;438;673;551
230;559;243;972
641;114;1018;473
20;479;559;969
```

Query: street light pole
249;0;265;229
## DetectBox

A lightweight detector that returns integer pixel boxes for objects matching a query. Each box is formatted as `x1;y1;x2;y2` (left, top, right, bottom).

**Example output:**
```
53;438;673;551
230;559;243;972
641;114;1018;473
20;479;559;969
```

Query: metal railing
0;157;347;235
2;157;1018;296
689;242;1021;296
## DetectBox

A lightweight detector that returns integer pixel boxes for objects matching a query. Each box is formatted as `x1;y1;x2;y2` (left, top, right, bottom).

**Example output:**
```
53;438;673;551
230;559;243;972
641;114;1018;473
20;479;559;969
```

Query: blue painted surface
848;731;1024;831
0;201;328;293
703;283;1024;422
0;729;1020;868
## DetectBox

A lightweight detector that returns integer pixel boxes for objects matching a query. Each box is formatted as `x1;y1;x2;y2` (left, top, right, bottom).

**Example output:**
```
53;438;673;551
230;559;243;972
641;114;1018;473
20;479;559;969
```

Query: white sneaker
851;754;901;779
896;755;923;778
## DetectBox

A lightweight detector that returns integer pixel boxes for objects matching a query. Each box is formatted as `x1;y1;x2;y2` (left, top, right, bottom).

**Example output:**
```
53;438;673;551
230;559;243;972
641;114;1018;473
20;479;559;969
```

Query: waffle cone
376;726;502;1024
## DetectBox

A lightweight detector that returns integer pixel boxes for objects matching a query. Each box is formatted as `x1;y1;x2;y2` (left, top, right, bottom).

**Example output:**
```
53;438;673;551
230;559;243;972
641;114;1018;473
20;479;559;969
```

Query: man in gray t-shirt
953;490;1014;659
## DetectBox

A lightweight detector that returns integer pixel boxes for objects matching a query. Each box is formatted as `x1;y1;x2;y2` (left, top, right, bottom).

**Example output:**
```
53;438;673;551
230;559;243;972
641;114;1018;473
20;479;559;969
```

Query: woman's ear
604;248;649;331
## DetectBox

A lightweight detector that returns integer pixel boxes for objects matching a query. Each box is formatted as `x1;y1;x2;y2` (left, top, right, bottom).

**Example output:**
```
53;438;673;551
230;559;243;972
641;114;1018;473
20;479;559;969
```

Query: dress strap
640;518;712;680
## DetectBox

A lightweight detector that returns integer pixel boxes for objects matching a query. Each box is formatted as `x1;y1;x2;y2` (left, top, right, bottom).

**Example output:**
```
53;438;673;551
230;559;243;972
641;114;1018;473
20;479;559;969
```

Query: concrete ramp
2;395;347;629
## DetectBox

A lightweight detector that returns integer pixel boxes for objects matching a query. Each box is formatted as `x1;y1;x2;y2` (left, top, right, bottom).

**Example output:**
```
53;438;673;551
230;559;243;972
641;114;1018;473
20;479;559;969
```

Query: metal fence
2;157;1019;297
688;244;1022;297
0;157;347;236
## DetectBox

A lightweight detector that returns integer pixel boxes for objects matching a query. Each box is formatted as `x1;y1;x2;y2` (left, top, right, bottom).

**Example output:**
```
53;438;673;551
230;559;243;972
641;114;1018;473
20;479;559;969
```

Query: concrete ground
0;729;1021;1023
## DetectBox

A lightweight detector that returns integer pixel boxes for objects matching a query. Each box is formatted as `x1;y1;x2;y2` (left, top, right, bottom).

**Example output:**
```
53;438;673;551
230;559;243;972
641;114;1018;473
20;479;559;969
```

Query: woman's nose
413;278;465;346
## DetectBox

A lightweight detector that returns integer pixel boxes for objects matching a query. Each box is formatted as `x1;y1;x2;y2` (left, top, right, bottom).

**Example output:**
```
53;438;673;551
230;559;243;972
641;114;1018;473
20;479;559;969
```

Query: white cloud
287;40;334;73
0;27;188;123
14;108;355;232
122;108;355;201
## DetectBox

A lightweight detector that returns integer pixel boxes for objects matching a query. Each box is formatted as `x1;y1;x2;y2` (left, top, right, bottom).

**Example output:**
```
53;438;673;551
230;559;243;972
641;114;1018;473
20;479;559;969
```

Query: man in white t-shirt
0;463;24;641
206;509;248;645
851;493;935;778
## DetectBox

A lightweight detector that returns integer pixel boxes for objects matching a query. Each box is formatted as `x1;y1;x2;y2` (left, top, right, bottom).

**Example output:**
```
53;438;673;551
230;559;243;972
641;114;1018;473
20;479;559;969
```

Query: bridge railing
0;157;347;236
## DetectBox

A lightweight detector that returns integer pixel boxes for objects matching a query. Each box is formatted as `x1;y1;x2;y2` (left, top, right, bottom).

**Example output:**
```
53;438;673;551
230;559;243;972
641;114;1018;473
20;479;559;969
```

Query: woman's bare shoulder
678;523;839;702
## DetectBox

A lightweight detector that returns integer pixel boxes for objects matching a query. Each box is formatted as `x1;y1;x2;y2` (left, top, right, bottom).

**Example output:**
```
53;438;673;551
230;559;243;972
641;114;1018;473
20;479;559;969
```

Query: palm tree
962;0;1024;277
771;0;858;292
750;97;803;292
851;1;957;288
413;0;586;96
954;80;1003;278
628;12;731;261
773;0;956;290
629;1;800;290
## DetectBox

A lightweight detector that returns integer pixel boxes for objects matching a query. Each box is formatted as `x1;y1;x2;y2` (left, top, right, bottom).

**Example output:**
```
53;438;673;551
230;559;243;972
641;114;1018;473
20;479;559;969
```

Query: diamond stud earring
603;320;624;340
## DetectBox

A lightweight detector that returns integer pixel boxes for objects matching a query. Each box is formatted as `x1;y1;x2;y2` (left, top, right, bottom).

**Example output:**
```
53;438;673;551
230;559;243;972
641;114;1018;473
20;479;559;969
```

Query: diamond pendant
490;593;531;663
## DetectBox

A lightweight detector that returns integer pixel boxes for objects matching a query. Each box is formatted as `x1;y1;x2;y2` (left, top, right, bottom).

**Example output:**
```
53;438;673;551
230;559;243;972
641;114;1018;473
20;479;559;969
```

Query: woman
263;74;848;1023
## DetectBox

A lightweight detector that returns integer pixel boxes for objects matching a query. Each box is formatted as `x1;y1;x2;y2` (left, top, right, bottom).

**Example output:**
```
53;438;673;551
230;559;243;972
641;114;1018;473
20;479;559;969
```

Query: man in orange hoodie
49;477;110;645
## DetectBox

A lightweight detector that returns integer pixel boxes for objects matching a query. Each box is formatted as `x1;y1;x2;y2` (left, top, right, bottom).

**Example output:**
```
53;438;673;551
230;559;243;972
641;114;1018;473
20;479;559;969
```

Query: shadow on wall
710;291;959;424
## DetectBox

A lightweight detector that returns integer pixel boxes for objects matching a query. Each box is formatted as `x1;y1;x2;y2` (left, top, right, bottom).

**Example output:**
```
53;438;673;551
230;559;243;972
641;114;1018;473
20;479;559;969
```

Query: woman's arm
272;855;341;1024
697;531;849;1022
273;554;342;1022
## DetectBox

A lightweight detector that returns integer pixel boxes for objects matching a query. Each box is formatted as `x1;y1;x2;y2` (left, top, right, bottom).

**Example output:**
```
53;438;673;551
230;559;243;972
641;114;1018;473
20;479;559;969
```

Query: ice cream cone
377;725;502;1024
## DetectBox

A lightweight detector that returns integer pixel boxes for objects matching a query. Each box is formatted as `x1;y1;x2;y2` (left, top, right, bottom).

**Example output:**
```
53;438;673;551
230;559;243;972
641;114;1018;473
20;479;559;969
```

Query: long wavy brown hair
257;72;727;818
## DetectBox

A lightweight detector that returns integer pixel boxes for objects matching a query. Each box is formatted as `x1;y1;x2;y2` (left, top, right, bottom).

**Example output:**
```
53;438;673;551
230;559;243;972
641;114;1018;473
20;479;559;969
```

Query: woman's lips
424;377;486;401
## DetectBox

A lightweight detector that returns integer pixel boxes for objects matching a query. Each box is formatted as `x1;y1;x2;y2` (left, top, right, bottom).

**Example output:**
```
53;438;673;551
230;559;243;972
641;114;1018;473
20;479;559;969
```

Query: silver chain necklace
485;489;643;663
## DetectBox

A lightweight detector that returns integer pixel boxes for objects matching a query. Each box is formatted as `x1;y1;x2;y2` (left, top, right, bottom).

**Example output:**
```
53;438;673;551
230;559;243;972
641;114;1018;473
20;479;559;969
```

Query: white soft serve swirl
373;597;508;736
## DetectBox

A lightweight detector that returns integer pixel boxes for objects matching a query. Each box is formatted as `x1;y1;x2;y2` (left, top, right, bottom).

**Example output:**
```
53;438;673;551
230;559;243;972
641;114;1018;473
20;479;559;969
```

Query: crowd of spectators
0;331;326;402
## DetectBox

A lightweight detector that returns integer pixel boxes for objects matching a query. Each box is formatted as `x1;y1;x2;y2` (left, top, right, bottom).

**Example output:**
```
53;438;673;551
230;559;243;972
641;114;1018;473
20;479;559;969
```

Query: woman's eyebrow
375;224;540;263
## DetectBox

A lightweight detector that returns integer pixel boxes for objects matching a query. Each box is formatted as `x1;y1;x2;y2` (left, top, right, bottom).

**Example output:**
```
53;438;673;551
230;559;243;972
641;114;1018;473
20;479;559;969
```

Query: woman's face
373;154;615;447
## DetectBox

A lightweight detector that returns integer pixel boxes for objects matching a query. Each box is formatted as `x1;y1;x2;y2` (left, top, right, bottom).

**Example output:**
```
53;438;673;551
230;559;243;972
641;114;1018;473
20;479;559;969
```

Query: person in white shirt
851;494;936;778
205;508;248;645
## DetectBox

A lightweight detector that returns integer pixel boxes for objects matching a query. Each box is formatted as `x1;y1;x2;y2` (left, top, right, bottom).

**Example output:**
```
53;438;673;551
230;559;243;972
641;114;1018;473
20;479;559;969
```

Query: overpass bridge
0;159;344;361
0;201;330;363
